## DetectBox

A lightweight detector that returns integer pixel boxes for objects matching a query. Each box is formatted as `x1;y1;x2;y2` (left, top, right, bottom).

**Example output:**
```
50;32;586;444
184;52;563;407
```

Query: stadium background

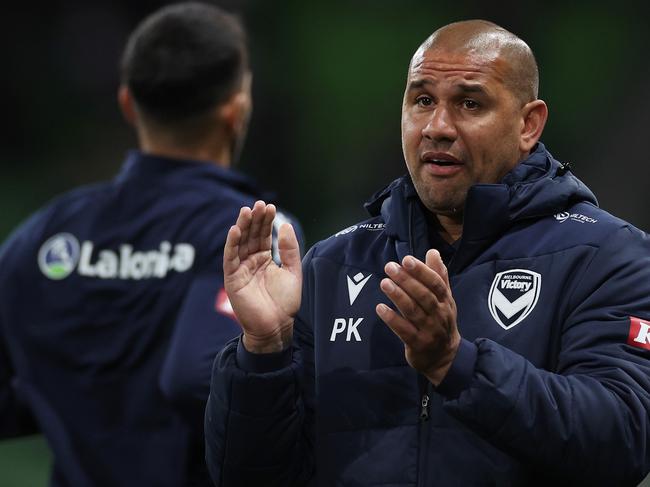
1;0;649;484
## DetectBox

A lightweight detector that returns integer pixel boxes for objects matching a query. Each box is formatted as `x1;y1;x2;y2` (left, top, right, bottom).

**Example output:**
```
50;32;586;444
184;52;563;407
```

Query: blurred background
1;0;649;484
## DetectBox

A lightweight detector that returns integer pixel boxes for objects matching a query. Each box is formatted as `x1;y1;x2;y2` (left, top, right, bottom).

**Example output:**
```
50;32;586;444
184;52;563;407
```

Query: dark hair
120;2;247;122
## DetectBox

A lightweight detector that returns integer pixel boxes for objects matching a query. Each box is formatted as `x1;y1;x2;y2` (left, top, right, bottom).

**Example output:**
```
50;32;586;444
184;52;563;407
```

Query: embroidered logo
335;225;358;237
346;272;372;305
628;317;650;350
38;233;195;281
334;223;385;237
38;233;80;280
554;212;570;222
553;212;598;224
488;269;541;330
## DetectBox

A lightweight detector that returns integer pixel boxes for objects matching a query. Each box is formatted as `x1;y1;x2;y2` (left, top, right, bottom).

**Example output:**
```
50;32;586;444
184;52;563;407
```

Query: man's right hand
223;200;302;354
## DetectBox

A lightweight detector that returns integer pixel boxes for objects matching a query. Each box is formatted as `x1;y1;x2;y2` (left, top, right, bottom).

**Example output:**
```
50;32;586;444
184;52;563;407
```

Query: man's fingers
223;224;241;276
425;249;450;288
247;200;268;254
235;206;252;261
379;275;431;327
403;255;450;302
385;258;449;308
376;303;418;346
278;223;302;277
259;204;276;254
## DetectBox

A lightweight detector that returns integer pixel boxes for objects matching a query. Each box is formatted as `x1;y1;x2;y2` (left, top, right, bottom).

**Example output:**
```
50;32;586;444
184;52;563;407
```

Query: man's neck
141;143;231;168
436;213;463;244
137;126;232;168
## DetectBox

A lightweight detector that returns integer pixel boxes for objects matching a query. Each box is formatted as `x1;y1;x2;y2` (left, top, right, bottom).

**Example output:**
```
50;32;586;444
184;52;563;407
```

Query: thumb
278;223;302;277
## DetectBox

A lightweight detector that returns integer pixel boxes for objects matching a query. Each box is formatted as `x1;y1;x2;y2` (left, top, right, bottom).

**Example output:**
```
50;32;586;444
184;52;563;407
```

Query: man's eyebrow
406;79;434;91
406;79;488;95
455;83;487;94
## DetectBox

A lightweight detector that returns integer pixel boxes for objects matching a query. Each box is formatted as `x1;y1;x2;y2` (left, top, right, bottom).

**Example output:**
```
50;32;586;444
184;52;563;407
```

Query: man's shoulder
307;216;388;265
2;182;110;245
166;170;276;231
0;182;112;280
504;201;650;265
548;201;644;245
43;181;112;218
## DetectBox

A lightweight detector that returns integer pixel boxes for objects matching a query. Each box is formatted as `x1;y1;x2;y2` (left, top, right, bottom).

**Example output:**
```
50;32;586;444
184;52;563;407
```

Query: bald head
413;20;539;104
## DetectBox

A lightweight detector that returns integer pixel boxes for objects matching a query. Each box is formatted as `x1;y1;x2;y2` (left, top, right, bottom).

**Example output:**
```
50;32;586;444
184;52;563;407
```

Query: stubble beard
414;177;468;219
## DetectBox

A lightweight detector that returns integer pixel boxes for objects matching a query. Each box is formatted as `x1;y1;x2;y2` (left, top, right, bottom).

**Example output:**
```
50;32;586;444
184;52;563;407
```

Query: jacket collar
364;143;598;271
115;150;274;200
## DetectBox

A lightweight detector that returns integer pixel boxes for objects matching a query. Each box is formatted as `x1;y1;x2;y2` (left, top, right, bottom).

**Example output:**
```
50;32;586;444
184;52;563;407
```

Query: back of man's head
120;2;247;124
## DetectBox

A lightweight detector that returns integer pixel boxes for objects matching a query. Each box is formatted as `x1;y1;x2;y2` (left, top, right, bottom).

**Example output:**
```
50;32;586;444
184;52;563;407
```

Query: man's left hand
376;249;460;386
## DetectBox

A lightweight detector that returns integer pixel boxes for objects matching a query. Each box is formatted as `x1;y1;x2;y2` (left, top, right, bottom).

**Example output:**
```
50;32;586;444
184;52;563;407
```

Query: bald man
205;20;650;486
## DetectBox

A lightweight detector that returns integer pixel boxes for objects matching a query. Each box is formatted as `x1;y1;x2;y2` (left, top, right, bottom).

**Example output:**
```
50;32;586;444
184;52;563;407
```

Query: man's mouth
421;152;462;165
430;159;456;166
421;152;463;176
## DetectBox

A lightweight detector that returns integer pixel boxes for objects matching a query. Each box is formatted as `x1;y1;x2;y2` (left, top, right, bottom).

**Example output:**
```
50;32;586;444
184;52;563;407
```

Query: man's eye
416;96;432;107
462;99;479;110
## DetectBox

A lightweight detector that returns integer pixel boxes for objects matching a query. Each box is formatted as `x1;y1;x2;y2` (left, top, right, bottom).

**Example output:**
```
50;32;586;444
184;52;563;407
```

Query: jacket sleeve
438;225;650;485
160;212;306;408
159;272;241;406
204;248;316;487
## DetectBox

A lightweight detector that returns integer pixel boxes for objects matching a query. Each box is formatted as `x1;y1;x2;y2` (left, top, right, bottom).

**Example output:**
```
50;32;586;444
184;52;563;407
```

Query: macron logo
347;272;372;305
628;317;650;350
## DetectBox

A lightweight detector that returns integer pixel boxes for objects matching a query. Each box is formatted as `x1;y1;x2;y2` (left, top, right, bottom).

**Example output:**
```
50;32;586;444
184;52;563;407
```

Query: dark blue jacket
0;151;301;487
205;143;650;486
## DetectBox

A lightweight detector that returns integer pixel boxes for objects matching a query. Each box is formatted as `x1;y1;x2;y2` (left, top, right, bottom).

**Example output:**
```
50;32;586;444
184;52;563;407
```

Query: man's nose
422;105;457;142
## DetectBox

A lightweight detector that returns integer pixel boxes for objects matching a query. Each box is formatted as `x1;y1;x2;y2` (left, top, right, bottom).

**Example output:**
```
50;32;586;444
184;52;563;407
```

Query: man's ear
118;85;137;126
519;99;548;153
218;73;253;134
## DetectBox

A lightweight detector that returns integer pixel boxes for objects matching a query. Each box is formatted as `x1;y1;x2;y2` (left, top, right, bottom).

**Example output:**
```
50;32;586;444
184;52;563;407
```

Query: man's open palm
223;201;302;353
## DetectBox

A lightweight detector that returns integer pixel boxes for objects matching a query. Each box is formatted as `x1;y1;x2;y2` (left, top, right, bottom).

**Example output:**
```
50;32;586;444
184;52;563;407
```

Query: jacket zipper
408;199;432;487
417;377;432;487
420;392;430;421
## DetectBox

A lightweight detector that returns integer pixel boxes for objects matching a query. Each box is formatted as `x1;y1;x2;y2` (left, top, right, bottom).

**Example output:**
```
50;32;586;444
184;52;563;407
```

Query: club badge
488;269;541;330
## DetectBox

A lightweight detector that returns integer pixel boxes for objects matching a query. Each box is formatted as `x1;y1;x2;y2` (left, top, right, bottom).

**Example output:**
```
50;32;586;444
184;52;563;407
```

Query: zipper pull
420;394;430;421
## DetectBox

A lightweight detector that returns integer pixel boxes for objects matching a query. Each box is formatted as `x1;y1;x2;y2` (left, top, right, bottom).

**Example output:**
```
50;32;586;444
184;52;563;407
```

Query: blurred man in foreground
0;3;300;486
205;19;650;486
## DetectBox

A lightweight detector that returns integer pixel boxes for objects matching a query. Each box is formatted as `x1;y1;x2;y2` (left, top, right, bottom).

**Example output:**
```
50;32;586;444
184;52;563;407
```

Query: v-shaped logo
347;272;372;305
488;269;541;330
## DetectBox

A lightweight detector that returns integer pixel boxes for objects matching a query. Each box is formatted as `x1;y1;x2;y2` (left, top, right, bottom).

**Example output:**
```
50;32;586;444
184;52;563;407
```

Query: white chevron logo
488;269;541;330
346;272;372;305
490;288;535;319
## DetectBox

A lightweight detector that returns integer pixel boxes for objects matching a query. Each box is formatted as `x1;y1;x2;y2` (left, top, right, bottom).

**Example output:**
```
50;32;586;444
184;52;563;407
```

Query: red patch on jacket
215;287;238;322
628;317;650;350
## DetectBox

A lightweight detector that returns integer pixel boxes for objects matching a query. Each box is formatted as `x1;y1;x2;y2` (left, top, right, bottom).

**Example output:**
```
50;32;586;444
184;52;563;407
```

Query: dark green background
2;0;650;484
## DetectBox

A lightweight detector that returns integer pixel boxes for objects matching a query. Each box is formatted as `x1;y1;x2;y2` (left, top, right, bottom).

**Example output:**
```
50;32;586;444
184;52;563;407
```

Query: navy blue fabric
235;336;293;373
0;151;302;487
206;143;650;486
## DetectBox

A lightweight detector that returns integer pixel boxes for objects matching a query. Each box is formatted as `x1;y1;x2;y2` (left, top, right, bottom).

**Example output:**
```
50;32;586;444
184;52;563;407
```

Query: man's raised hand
223;200;302;353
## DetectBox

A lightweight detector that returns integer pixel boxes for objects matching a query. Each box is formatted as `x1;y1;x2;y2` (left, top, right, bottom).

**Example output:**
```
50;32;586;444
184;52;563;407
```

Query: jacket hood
365;142;596;222
363;143;598;267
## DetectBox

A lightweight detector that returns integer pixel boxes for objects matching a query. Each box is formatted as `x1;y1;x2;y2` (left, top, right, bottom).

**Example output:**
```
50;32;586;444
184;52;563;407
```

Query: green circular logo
38;233;80;280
